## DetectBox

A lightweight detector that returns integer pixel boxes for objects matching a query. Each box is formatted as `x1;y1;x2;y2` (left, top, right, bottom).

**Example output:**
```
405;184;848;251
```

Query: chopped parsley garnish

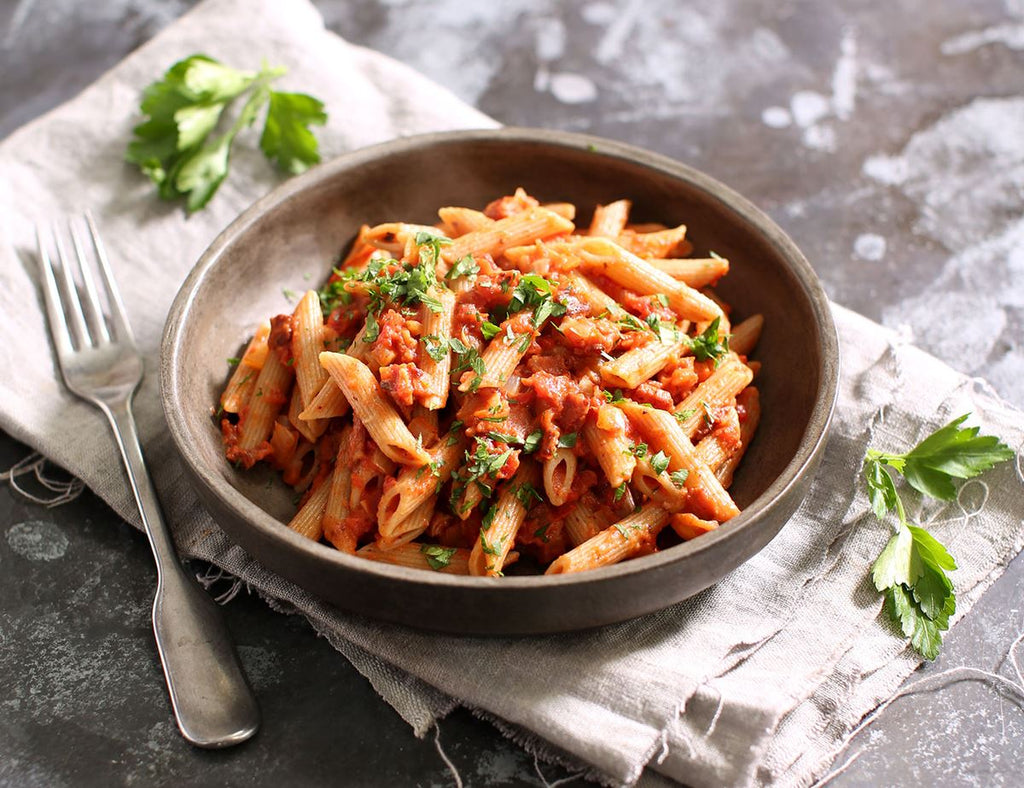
616;313;648;333
446;255;480;280
701;400;715;428
479;528;502;556
283;288;298;303
414;230;452;269
613;484;626;502
513;482;543;508
504;273;567;329
669;469;690;488
654;294;670;307
649;450;670;475
481;321;501;340
628;442;649;458
690;316;730;364
420;334;450;362
522;430;543;454
674;408;697;423
451;344;486;391
226;356;241;366
420;544;457;571
465;439;513;491
603;389;626;403
363;311;380;343
317;274;354;316
533;523;551;543
557;432;578;449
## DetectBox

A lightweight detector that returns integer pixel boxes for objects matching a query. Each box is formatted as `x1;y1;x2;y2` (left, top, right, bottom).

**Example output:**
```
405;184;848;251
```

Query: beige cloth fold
1;1;1021;785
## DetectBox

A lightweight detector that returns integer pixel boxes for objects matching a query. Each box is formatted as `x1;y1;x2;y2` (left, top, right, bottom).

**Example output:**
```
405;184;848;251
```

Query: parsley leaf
863;413;1011;659
126;55;326;213
603;389;626;403
363;311;380;343
420;544;457;571
522;431;543;454
420;334;450;362
481;321;501;340
513;482;543;508
259;90;327;174
867;414;1015;501
446;255;480;280
226;357;241;366
690;317;730;364
669;469;689;488
505;274;567;328
557;432;578;449
649;450;670;475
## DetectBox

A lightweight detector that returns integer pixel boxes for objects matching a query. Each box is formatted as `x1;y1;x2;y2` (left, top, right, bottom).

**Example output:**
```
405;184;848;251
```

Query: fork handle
102;396;260;748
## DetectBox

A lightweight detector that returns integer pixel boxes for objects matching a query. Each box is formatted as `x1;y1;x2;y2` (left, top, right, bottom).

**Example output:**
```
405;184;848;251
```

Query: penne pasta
418;287;456;409
543;447;577;507
599;335;688;389
357;542;472;575
729;314;764;357
674;355;754;439
646;257;729;289
469;461;540;576
287;477;331;541
221;191;764;575
574;236;722;321
546;505;671;574
319;352;431;466
588;199;631;238
617;400;740;522
220;321;270;414
443;207;574;263
291;290;330;411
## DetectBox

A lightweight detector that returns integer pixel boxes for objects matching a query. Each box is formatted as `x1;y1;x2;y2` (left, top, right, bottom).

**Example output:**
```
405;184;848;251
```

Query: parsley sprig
864;414;1013;659
501;274;567;329
126;55;326;213
689;317;730;363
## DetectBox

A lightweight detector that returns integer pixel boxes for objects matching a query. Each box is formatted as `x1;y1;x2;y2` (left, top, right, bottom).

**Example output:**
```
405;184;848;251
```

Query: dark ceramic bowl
162;128;839;635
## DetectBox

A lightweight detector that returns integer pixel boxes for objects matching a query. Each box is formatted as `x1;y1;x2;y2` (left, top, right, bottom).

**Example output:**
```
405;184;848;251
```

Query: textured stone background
2;1;1022;786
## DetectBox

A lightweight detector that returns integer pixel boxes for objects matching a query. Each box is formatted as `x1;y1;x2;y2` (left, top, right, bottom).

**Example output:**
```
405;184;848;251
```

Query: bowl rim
161;126;840;590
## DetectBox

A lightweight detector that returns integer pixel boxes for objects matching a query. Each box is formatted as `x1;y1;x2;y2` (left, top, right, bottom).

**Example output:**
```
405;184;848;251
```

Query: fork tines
36;213;136;354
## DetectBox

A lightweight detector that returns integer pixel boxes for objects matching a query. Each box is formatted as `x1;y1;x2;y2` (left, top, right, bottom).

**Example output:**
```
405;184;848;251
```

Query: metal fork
36;213;260;748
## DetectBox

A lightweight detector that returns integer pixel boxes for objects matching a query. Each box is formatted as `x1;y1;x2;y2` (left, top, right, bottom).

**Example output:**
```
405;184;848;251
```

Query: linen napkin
1;1;1022;785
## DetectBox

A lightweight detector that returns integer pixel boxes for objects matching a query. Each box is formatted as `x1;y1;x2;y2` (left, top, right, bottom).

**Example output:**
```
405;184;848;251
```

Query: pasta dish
218;190;762;576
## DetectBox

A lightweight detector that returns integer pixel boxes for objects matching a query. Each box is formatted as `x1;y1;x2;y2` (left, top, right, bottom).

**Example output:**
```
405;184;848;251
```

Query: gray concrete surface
2;0;1022;785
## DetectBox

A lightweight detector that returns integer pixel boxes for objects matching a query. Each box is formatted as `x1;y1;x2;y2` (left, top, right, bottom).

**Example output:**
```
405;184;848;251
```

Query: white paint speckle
802;123;837;152
882;292;1006;373
7;521;68;561
862;153;908;185
831;28;858;120
593;0;645;64
853;233;887;261
762;106;792;128
790;90;831;128
941;23;1024;55
549;72;598;104
581;2;617;26
534;18;566;61
862;97;1024;248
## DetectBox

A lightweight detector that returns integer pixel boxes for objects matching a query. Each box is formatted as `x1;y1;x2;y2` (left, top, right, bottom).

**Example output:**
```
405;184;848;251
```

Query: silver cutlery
36;213;260;748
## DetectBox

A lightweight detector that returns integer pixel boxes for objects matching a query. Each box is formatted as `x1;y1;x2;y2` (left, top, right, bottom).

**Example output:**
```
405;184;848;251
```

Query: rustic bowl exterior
161;128;839;635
